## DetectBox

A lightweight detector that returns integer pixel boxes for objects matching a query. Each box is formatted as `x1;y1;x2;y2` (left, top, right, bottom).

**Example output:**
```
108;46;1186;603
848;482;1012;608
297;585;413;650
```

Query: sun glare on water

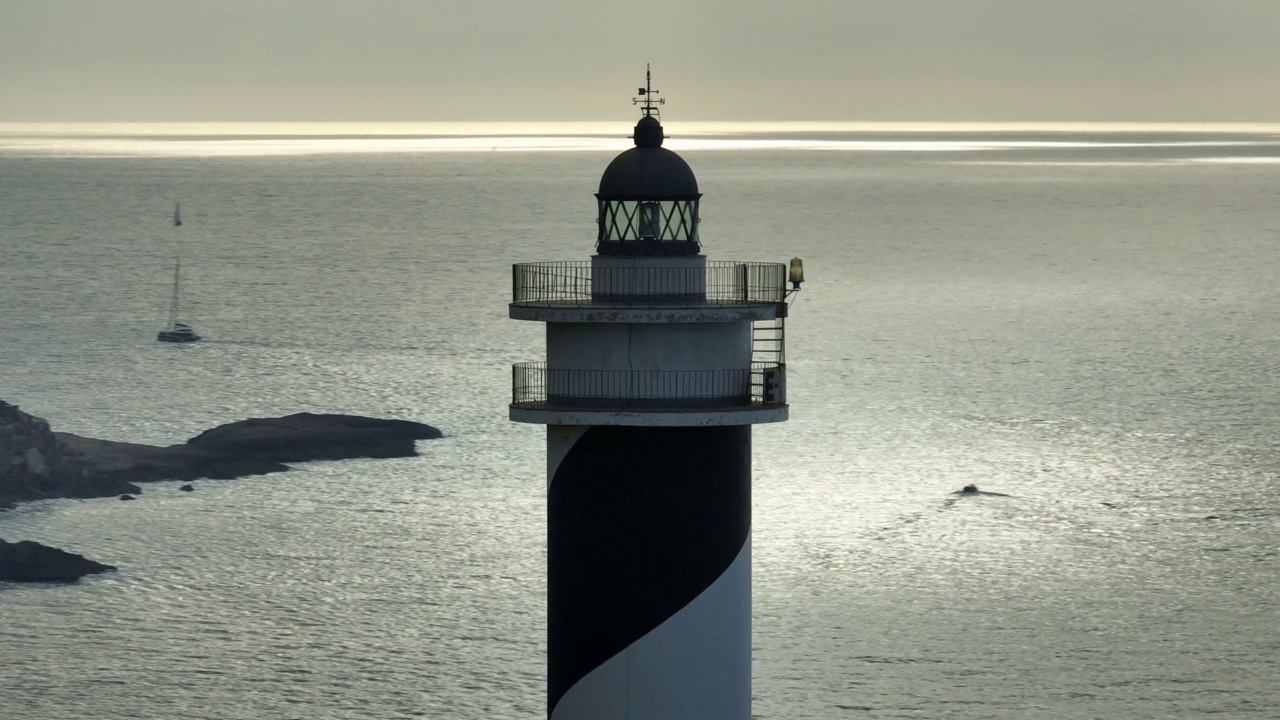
0;121;1278;158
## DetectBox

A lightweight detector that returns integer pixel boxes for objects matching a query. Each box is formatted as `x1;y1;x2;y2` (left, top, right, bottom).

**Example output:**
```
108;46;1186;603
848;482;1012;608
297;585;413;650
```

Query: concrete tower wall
545;322;753;406
546;322;751;372
590;255;706;303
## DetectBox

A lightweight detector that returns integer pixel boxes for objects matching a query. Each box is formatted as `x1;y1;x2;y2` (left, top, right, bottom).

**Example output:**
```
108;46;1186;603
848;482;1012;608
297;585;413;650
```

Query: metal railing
511;362;786;409
512;261;787;305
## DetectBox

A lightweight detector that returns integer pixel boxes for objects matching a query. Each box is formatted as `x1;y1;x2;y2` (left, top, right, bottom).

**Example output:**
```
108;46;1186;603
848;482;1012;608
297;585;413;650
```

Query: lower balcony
509;362;788;427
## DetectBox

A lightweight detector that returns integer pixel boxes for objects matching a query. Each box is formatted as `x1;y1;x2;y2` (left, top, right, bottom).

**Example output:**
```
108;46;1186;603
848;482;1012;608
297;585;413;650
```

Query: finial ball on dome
633;115;664;148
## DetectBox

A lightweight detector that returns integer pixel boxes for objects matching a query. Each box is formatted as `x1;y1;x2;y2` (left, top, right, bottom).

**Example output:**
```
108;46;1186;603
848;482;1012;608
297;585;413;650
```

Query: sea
0;122;1277;719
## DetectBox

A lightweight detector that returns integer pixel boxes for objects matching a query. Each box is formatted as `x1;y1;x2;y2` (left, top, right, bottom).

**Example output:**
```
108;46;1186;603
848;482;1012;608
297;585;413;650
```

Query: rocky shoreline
1;398;442;582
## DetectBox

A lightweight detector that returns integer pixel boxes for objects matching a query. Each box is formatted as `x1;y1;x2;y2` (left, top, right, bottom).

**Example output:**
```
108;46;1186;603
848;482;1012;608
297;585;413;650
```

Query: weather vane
632;63;665;119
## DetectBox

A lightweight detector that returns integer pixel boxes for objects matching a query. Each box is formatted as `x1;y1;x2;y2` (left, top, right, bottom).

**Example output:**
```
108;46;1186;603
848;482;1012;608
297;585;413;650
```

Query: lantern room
595;80;701;256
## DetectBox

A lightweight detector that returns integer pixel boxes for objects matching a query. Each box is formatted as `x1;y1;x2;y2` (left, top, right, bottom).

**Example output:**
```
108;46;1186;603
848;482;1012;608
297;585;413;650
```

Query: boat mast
169;203;182;327
168;258;181;327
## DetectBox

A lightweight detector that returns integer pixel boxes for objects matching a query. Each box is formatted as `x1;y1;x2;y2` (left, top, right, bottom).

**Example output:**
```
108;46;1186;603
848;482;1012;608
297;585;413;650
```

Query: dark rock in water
953;484;1014;498
0;538;116;583
1;397;441;506
54;432;294;486
185;413;443;461
2;402;440;578
179;484;194;492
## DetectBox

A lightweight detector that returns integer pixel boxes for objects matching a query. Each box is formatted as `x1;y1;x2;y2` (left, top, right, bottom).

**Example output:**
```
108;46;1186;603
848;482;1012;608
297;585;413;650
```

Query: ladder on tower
751;317;787;404
751;318;785;365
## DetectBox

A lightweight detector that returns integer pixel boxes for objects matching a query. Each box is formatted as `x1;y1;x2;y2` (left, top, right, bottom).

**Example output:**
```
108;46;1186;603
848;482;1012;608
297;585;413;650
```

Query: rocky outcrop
2;402;441;584
186;413;441;461
2;398;74;500
0;538;116;583
2;399;163;502
2;400;442;505
51;433;292;487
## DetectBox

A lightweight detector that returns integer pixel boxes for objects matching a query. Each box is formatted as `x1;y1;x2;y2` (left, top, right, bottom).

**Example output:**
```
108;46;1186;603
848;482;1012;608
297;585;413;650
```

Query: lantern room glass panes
598;199;700;243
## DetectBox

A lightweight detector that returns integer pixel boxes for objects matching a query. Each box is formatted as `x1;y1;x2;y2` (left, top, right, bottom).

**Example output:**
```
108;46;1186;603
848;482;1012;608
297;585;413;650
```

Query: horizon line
3;120;1280;136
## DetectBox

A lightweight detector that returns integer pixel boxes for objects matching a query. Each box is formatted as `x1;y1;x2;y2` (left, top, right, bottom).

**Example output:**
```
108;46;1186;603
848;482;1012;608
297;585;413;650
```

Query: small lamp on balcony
789;257;805;289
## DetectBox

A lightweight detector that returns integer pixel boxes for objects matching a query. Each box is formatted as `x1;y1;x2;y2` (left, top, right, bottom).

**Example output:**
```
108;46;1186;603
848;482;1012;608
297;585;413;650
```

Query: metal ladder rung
751;318;786;364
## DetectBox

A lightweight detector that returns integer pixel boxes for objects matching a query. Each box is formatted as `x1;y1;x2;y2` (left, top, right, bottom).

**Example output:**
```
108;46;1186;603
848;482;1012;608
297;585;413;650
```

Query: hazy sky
2;0;1278;122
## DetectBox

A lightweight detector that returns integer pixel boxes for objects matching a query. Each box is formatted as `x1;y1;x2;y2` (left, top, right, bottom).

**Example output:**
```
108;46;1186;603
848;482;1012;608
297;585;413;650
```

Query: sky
1;0;1278;122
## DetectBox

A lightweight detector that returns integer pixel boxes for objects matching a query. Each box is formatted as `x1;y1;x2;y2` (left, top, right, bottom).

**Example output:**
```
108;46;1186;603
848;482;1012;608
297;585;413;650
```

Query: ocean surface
1;123;1278;719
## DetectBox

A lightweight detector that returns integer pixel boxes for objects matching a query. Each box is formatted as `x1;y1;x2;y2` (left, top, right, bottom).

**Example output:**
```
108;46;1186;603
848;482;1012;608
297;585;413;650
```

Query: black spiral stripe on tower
547;424;751;714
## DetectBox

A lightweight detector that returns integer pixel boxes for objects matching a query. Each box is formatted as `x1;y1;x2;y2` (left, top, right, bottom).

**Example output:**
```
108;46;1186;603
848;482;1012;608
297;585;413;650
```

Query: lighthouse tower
509;71;797;719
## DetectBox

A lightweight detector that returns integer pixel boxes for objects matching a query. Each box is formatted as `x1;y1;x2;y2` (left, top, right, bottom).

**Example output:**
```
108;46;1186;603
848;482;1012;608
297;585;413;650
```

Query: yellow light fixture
788;257;805;289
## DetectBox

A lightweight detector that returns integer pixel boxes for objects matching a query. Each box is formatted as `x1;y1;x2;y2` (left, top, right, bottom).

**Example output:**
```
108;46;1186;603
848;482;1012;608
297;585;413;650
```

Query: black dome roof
597;115;700;199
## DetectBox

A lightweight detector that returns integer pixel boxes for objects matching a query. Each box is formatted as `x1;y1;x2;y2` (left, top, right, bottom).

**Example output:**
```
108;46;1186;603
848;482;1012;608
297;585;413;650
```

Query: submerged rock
179;484;194;492
0;539;116;583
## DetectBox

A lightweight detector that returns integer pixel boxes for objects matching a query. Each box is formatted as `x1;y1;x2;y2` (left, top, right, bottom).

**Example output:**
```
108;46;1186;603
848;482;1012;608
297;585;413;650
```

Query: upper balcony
510;260;789;323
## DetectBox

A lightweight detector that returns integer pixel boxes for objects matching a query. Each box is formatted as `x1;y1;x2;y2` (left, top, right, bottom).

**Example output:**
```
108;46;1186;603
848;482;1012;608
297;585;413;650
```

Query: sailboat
157;203;201;343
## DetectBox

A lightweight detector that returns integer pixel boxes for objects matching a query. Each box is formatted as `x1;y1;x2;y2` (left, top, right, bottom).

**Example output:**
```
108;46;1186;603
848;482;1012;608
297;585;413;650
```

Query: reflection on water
1;130;1278;718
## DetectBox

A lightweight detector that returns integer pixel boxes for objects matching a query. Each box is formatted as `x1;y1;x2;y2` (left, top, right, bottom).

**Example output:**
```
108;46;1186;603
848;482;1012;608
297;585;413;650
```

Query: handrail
511;362;785;408
512;261;787;305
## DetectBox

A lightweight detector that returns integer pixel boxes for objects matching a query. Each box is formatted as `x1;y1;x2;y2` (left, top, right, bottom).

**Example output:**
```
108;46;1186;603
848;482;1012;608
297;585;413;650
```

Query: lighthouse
509;70;799;719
